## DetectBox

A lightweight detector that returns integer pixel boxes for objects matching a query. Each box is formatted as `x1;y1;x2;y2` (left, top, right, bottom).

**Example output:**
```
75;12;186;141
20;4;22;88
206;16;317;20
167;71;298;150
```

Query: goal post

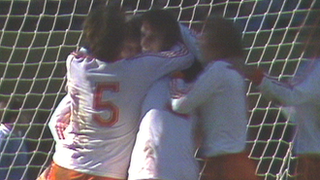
0;0;318;179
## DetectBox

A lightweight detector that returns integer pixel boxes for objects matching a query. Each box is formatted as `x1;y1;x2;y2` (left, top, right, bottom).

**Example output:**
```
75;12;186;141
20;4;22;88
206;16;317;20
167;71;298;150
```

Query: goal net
0;0;318;179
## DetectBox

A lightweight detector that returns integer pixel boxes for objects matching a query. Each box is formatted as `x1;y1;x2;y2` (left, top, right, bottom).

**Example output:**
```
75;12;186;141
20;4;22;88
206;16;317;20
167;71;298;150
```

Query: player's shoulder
205;60;243;81
70;50;93;60
66;50;97;65
208;60;241;74
66;50;106;74
210;60;230;68
204;60;229;75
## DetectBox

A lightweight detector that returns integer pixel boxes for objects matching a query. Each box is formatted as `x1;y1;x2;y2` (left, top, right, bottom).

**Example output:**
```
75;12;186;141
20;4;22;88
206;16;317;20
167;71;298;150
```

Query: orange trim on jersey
93;82;120;127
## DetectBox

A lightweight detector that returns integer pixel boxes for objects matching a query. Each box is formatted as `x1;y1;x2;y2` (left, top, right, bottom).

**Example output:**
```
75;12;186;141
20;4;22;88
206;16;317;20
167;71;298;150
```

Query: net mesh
0;0;319;179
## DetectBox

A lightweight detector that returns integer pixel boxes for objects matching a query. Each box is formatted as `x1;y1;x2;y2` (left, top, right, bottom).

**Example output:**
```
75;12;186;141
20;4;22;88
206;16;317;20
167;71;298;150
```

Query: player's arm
258;63;320;106
170;74;192;99
171;63;223;114
48;94;71;141
48;53;78;141
145;43;195;76
179;23;202;61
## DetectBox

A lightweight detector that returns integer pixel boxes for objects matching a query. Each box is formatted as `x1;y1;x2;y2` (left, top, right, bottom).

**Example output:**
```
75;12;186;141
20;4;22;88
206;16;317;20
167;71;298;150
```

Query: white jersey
49;44;194;179
258;59;320;154
140;77;171;116
48;94;71;142
171;60;248;157
128;77;199;180
179;24;202;61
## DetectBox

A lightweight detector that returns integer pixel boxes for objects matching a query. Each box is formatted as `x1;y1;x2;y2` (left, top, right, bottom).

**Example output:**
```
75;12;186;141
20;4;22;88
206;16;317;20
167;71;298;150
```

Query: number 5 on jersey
93;82;119;126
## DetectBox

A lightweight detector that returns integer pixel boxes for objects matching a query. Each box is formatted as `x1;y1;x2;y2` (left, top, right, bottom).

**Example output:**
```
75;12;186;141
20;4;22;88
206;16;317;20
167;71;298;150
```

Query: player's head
199;15;244;65
140;9;182;52
121;15;143;59
82;5;126;62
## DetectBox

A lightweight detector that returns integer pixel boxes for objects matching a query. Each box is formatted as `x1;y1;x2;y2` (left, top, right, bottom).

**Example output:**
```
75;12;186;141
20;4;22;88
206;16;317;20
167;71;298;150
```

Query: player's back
196;61;247;157
129;77;199;180
53;44;194;178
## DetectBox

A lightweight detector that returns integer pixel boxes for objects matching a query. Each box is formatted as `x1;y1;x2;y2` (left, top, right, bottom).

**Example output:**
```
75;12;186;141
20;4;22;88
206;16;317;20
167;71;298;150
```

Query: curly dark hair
82;5;126;62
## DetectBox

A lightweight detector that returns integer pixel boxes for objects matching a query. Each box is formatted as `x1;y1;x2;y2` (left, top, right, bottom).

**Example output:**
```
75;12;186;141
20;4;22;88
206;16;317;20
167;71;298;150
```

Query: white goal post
0;0;319;179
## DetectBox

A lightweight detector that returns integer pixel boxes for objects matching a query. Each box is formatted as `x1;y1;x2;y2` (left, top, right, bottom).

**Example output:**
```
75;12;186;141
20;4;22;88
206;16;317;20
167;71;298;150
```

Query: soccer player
170;15;261;180
245;12;320;180
45;5;194;180
128;9;200;180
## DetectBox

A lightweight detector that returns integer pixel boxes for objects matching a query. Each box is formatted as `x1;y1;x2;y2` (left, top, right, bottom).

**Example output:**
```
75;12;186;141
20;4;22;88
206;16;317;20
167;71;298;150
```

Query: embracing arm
171;63;222;114
259;60;320;105
48;94;71;141
259;70;320;106
179;23;202;61
138;43;195;78
245;62;320;105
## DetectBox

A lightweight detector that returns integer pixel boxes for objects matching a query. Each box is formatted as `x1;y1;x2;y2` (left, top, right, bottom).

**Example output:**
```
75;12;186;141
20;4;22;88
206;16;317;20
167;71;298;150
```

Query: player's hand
171;71;185;79
165;102;190;119
230;65;265;85
245;66;264;85
170;78;190;99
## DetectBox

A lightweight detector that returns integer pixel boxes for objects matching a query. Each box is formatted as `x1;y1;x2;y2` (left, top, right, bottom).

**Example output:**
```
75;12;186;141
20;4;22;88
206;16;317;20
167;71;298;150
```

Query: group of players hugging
37;1;320;180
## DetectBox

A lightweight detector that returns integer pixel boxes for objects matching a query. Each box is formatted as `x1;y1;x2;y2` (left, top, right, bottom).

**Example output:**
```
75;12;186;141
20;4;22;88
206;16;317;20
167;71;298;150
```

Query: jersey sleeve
258;62;320;106
48;94;71;141
136;43;195;78
171;63;223;114
48;54;76;141
179;24;202;61
170;78;192;99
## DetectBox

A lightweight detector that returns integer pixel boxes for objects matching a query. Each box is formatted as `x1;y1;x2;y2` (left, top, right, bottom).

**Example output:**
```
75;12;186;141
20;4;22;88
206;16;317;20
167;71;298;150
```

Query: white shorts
128;109;199;180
